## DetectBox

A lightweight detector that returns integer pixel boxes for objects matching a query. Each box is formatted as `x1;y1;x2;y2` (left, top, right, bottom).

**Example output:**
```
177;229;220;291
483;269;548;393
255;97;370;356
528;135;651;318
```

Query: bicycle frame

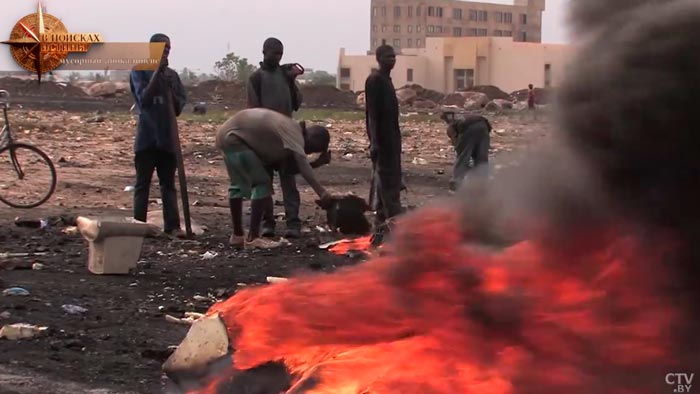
0;90;26;180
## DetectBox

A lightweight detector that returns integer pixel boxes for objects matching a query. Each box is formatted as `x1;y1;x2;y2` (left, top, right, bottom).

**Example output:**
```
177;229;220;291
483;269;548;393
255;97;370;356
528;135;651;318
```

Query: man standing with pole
130;33;191;238
365;44;404;240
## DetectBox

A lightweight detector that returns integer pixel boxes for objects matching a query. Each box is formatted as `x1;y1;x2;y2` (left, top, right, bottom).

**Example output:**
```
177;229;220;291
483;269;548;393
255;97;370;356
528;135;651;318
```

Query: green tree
214;53;257;82
307;70;336;86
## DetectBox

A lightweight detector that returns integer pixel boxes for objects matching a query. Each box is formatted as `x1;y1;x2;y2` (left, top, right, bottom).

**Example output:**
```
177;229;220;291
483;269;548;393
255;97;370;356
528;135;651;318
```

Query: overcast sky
0;0;570;74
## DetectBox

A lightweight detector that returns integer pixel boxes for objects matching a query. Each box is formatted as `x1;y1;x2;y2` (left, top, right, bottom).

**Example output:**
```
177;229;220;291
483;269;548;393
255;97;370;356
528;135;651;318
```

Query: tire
0;143;57;209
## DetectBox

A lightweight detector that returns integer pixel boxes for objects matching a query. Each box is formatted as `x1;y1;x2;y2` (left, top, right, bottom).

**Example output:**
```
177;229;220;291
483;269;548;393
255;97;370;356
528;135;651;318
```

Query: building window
408;6;413;17
478;10;488;21
436;25;443;33
427;25;435;33
503;30;512;36
544;64;552;88
453;8;463;19
504;13;513;23
495;11;503;23
453;27;462;36
469;10;478;21
416;38;422;47
372;7;378;17
394;25;401;33
340;68;351;78
478;28;488;36
382;6;386;16
393;39;401;47
417;25;422;32
373;25;378;32
437;7;443;17
394;6;401;17
382;25;387;32
408;25;413;33
407;68;414;82
467;28;477;36
494;30;503;36
454;69;475;90
407;38;413;47
428;6;435;16
521;14;528;24
521;31;527;41
417;6;422;16
372;39;378;48
340;83;350;90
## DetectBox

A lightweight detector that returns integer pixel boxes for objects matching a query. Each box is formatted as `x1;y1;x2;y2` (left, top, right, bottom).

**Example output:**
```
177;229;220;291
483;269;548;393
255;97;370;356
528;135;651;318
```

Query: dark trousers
133;149;180;232
263;169;301;230
373;155;403;226
452;121;490;188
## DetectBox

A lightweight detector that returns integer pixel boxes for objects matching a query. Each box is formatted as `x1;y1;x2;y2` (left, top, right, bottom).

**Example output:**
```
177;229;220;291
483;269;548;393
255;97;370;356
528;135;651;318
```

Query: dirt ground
0;106;553;393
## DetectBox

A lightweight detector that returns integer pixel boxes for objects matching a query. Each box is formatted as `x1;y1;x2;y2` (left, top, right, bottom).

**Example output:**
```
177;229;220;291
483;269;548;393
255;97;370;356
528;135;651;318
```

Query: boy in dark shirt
247;37;309;239
130;33;187;236
365;45;404;230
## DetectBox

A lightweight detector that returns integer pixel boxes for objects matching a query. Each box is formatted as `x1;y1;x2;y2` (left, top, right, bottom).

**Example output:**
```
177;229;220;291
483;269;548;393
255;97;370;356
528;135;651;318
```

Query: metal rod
162;73;193;238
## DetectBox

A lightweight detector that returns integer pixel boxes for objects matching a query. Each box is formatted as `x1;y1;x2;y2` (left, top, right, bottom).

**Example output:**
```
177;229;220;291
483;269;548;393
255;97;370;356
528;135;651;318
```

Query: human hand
315;192;336;210
312;150;331;168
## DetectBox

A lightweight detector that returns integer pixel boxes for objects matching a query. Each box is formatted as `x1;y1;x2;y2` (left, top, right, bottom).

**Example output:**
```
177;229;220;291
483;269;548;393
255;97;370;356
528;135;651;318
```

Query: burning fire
328;236;374;256
191;207;684;393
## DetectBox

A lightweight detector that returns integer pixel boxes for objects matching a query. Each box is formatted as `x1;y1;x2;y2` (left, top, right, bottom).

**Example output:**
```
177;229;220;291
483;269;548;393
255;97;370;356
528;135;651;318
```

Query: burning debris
163;0;700;392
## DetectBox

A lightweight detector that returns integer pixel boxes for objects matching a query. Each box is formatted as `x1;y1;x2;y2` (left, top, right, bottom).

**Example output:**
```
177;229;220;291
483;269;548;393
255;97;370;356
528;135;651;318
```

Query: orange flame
328;236;374;256
194;207;684;394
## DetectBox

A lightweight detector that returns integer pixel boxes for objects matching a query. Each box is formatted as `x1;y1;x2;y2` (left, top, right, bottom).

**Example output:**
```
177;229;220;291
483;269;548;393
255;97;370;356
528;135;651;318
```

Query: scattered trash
0;311;11;319
201;251;219;260
278;238;292;247
192;295;210;302
266;276;289;284
165;312;204;326
32;263;45;271
3;287;30;297
412;157;429;165
14;217;48;229
0;252;49;259
318;239;346;250
0;323;48;340
86;115;105;123
62;226;78;235
124;186;135;192
343;153;354;159
437;169;445;175
62;304;88;315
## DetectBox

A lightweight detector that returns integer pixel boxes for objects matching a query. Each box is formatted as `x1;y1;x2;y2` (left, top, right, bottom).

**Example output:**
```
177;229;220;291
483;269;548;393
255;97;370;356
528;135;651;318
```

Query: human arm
364;76;383;159
246;71;262;108
130;61;167;109
168;71;187;117
292;151;328;199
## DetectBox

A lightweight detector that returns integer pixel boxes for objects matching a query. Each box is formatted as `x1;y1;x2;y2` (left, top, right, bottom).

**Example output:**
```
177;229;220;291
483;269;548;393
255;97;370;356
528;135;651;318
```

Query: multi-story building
338;36;573;94
369;0;545;52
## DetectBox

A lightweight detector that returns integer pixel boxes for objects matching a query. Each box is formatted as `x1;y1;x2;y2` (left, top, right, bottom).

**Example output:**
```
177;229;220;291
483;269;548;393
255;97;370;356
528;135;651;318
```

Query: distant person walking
129;33;187;237
528;83;537;120
365;45;404;234
247;37;308;239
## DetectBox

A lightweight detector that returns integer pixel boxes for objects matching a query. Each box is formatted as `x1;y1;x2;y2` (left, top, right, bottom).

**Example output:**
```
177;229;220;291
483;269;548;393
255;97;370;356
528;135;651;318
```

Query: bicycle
0;90;57;208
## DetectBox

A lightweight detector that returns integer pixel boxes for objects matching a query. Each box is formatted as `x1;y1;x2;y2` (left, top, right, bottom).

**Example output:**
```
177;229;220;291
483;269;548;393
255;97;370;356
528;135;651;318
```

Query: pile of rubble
0;77;88;98
382;83;548;112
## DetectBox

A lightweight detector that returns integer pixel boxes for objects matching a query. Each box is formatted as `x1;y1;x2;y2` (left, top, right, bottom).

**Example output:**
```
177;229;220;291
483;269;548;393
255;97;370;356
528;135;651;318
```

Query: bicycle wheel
0;143;57;209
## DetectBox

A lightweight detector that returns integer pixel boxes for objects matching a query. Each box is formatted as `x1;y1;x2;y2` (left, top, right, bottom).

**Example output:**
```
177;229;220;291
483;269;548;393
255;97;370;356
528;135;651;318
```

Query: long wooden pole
162;73;193;238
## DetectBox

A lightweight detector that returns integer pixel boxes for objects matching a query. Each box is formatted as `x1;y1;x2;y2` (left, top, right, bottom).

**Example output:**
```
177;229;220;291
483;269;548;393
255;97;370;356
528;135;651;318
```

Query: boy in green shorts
216;108;333;249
